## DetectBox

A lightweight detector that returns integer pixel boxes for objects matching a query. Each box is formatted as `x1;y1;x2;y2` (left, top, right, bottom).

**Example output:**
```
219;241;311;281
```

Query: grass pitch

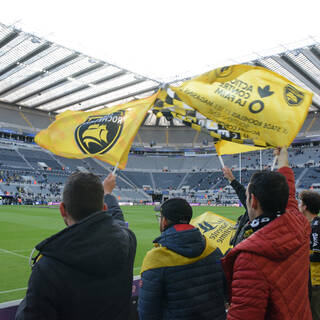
0;204;244;303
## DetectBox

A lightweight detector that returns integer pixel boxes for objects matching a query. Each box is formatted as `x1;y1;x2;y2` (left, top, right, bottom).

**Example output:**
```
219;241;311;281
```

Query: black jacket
229;179;249;247
15;194;136;320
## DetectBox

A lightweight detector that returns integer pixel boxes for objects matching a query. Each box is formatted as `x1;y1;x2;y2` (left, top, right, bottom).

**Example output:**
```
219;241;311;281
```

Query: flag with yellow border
35;92;158;169
169;64;312;153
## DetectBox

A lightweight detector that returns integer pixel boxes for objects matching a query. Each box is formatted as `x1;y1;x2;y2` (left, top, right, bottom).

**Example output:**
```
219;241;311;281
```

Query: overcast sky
1;0;319;82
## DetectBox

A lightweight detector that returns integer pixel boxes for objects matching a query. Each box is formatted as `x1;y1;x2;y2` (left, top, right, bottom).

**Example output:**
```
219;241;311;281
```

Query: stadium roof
0;20;319;128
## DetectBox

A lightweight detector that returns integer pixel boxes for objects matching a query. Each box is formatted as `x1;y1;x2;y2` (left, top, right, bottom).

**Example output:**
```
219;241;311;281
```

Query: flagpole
112;162;119;175
218;155;225;168
271;156;277;171
239;153;242;184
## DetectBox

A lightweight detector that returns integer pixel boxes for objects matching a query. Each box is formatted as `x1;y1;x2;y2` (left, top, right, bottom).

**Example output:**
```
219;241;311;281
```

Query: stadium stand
53;155;91;171
18;148;62;170
0;147;30;169
1;136;320;206
0;104;32;128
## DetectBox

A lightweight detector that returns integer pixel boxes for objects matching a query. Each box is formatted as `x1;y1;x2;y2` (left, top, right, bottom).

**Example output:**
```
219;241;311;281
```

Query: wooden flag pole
112;162;119;175
218;155;225;168
271;156;278;171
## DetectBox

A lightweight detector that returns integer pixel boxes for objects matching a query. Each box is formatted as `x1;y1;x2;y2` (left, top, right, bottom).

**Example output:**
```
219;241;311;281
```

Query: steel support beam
45;78;144;112
0;53;81;97
30;70;126;109
0;30;20;49
0;42;53;78
11;59;102;104
77;86;159;112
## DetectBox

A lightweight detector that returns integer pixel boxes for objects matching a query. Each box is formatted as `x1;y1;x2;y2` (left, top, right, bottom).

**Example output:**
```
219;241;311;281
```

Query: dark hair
299;190;320;215
248;171;289;215
63;172;104;221
160;198;192;224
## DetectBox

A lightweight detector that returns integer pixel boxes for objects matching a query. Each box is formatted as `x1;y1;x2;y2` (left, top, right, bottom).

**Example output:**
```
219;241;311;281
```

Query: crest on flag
75;111;125;155
284;84;305;106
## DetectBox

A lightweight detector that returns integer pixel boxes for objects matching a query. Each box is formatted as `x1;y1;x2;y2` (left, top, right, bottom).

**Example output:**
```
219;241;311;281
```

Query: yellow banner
170;65;312;150
153;89;245;144
215;140;263;155
191;211;236;255
35;92;158;169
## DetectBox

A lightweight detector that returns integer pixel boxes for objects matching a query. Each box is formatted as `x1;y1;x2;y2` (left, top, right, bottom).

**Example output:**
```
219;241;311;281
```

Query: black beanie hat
160;198;193;223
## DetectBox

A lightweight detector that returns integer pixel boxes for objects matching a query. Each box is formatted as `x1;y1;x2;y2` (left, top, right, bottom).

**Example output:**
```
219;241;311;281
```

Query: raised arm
274;147;298;212
103;173;125;223
223;166;247;209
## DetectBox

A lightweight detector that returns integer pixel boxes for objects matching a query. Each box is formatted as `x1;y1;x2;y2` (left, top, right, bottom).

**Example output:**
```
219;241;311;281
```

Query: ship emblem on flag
75;111;125;155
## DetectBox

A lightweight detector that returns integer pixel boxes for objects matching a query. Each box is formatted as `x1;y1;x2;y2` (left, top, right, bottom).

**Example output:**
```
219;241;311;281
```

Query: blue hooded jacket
138;224;227;320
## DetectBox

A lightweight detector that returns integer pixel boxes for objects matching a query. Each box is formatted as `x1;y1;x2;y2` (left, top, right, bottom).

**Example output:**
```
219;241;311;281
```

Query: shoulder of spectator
278;166;293;175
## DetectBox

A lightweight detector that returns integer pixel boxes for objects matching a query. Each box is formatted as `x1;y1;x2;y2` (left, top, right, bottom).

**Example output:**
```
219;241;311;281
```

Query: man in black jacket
222;167;248;247
15;172;136;320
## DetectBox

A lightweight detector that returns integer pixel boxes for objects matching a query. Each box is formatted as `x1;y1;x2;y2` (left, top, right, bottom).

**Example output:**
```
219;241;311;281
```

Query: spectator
16;172;136;320
222;148;312;319
222;166;248;247
299;190;320;320
138;198;227;320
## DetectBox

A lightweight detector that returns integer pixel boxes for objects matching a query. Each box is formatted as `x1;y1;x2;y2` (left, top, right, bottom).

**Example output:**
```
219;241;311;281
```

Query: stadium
0;3;320;319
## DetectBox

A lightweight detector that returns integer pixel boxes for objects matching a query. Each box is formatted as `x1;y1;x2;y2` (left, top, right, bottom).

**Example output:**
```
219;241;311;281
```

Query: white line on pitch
0;249;32;254
12;249;32;253
0;248;29;259
0;287;27;294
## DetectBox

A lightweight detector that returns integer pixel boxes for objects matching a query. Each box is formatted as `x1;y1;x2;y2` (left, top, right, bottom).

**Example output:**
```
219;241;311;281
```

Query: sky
1;0;320;82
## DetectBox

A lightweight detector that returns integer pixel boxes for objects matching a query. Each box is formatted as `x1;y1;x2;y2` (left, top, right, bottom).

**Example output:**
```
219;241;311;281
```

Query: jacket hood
36;211;131;277
228;209;310;261
154;224;205;258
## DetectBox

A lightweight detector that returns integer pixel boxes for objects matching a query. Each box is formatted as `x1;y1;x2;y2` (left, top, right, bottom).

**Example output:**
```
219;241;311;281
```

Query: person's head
159;198;193;232
299;190;320;216
246;171;289;221
60;172;106;226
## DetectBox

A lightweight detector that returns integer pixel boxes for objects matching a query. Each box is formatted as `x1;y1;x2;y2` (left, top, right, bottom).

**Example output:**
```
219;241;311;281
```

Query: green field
0;205;244;303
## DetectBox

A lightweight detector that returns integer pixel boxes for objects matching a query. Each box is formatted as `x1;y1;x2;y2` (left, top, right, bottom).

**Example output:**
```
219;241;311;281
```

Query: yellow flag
191;212;236;254
170;65;313;152
153;89;244;143
35;92;158;169
215;140;263;155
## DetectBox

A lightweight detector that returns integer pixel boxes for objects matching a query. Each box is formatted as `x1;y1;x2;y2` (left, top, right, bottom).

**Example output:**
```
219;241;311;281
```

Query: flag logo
75;111;125;155
284;84;305;106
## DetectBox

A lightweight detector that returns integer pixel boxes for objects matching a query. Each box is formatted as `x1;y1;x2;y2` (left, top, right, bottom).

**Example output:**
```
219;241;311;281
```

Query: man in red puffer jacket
222;147;312;320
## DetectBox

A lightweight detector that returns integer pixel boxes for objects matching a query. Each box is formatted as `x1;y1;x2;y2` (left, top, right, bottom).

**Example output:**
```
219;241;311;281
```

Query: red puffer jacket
222;167;312;320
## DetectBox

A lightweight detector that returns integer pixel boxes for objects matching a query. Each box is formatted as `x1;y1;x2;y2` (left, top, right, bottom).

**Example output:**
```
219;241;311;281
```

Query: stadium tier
1;138;319;205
